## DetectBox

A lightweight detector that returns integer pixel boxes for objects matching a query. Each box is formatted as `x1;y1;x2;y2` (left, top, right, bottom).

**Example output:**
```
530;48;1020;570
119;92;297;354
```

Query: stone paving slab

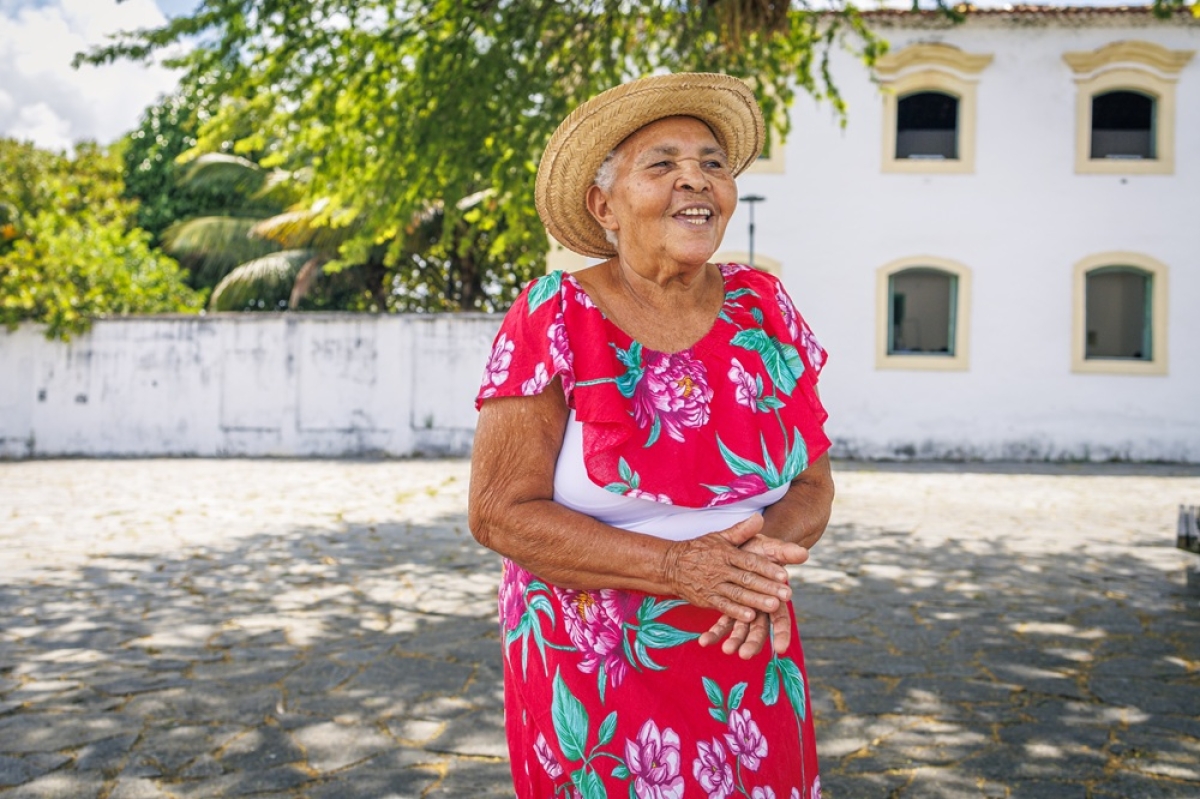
1;458;1198;798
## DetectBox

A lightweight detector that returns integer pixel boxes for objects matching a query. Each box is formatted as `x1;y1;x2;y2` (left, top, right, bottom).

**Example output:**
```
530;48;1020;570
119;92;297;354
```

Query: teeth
678;208;711;216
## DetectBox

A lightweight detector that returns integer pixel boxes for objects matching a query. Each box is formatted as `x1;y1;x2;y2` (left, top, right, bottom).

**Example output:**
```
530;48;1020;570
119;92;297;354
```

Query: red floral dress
477;264;830;799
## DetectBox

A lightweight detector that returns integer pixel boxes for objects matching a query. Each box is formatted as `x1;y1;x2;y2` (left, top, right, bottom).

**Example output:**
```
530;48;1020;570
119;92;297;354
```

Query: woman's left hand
698;534;807;658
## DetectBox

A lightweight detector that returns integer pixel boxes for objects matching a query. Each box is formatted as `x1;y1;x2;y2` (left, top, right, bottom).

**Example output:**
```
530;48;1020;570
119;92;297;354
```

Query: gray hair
592;150;619;247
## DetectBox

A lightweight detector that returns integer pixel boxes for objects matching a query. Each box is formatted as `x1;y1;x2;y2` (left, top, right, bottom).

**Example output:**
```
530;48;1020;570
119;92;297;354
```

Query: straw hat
535;72;766;259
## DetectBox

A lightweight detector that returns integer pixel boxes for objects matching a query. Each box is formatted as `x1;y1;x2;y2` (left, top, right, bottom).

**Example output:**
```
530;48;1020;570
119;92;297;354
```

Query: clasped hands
662;514;807;660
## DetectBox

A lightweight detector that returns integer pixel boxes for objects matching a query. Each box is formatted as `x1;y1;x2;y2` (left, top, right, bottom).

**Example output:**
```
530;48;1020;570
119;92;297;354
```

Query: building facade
721;6;1199;461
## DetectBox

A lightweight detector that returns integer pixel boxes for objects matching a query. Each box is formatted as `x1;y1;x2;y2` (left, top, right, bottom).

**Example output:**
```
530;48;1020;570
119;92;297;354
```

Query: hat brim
535;73;766;260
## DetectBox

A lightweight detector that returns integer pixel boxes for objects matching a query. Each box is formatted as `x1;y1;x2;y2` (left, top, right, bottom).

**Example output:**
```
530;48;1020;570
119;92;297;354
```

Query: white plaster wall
0;314;500;458
727;18;1200;461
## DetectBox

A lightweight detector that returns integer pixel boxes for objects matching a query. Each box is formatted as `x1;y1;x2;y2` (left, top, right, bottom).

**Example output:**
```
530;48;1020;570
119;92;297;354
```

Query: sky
0;0;1152;153
0;0;195;152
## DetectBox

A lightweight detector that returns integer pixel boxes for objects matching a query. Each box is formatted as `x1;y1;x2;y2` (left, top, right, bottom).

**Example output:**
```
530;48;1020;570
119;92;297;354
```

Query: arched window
1064;42;1194;175
876;257;971;371
875;44;992;175
1072;253;1168;375
896;91;959;160
1090;90;1155;160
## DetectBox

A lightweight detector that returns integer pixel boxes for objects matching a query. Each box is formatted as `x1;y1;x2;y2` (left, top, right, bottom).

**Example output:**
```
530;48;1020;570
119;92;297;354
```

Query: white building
724;5;1199;461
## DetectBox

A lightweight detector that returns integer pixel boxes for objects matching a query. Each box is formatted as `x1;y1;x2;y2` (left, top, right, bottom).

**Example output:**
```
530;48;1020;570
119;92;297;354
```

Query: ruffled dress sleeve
475;270;575;409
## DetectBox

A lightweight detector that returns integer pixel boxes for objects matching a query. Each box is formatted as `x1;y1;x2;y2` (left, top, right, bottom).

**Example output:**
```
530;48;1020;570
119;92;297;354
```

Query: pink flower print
548;318;572;379
720;262;753;276
800;324;825;373
751;788;776;799
810;776;821;799
631;350;712;444
774;282;801;342
557;588;633;687
625;720;684;799
727;357;759;411
791;790;801;799
534;732;563;779
627;488;673;504
497;560;532;632
480;332;514;398
706;473;769;508
724;709;768;772
567;276;596;310
521;362;550;396
692;738;735;799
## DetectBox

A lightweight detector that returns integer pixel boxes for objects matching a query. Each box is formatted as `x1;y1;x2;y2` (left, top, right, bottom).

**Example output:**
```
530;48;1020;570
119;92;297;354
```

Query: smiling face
585;116;738;277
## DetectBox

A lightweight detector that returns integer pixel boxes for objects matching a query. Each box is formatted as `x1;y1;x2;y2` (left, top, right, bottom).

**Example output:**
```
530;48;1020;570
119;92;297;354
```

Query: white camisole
553;411;788;541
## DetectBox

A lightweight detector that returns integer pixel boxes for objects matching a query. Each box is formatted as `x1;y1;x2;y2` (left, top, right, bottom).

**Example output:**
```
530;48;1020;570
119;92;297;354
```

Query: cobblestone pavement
1;459;1198;799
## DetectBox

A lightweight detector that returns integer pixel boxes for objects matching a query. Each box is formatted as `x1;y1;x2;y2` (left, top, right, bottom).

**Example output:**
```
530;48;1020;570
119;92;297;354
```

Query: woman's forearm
760;454;834;550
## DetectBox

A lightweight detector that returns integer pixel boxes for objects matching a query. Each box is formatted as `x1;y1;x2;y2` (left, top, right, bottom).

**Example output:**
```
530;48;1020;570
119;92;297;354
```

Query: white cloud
0;0;181;151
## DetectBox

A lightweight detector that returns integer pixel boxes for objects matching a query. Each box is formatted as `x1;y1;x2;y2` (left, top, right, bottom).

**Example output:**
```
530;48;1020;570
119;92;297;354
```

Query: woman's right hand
661;514;794;623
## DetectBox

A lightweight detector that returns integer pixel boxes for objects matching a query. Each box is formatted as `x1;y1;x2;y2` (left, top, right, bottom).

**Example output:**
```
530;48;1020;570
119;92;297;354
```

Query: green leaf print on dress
527;270;564;313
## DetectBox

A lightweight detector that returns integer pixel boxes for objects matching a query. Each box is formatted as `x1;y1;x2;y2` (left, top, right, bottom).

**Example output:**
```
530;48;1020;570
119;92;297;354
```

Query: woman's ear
585;184;619;237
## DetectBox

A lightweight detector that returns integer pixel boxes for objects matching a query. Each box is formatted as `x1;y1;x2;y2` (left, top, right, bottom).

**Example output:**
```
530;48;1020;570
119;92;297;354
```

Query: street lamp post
738;194;765;268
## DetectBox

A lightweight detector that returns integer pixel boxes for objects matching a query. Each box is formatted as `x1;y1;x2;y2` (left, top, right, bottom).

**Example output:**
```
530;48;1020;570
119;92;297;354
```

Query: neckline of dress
564;265;731;357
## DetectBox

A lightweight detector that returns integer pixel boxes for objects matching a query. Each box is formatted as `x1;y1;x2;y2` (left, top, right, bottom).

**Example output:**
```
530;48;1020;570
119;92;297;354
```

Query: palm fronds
209;249;314;311
161;215;281;286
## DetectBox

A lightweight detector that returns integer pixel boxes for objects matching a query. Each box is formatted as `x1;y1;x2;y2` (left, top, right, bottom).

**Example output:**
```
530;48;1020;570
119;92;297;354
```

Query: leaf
778;656;808;721
729;681;747;711
637;621;701;650
598;663;606;704
758;395;784;411
635;640;664;671
725;287;757;302
526;270;563;313
573;768;605;799
716;435;769;480
762;661;781;705
731;329;803;395
604;482;630;494
781;428;810;484
612;764;629;780
614;342;644;399
751;307;765;325
709;707;728;724
598;711;618;746
644;415;661;448
640;599;687;621
552;669;589;761
703;676;724;709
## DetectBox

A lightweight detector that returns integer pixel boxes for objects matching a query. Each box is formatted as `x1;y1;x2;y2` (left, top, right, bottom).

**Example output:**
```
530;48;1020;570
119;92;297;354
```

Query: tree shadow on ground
799;520;1200;799
0;505;1197;799
0;513;512;798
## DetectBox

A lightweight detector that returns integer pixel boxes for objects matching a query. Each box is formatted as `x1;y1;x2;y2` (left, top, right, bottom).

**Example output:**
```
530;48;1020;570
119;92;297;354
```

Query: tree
83;0;887;312
0;139;204;339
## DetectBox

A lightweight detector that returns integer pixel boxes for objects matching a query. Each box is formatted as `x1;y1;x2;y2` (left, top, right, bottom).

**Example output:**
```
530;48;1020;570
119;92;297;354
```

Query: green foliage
0;139;205;339
84;0;887;312
122;81;279;246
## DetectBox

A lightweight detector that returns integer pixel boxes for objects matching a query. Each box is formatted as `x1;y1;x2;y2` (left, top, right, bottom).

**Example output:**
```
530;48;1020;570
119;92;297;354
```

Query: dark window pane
896;92;959;159
1091;91;1155;159
889;268;956;355
1085;268;1151;360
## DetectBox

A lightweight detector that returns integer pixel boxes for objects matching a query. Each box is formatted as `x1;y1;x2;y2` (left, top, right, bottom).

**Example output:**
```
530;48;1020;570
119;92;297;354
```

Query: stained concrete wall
0;314;500;458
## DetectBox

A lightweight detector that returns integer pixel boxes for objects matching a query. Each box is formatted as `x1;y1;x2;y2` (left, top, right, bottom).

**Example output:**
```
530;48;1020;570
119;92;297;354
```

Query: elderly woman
470;73;833;799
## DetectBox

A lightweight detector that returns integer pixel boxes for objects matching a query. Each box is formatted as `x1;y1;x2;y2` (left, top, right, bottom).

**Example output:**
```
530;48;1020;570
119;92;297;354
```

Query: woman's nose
675;159;710;192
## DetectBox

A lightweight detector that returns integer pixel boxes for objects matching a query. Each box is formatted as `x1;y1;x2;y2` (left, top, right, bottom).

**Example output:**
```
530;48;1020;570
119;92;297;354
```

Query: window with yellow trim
1064;41;1194;175
1072;253;1168;375
875;44;993;175
876;256;971;371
